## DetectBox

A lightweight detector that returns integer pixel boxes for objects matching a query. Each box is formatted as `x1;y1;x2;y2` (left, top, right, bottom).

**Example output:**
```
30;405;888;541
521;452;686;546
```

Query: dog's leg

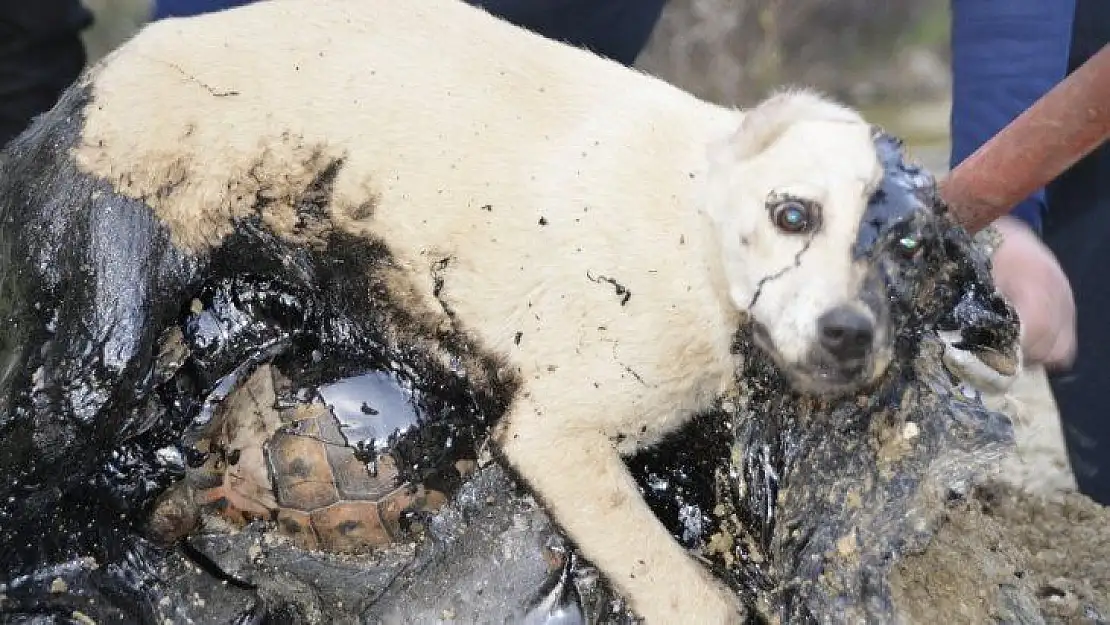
498;411;742;624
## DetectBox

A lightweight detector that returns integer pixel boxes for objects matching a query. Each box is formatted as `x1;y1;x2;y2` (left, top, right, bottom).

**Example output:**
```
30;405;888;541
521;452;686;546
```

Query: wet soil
893;481;1110;624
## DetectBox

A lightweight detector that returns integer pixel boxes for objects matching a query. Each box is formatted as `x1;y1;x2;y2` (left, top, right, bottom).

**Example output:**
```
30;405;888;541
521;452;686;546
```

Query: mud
893;482;1110;625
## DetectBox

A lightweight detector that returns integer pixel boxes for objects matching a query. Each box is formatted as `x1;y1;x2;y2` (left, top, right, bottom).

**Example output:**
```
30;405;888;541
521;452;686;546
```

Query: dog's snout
817;306;874;361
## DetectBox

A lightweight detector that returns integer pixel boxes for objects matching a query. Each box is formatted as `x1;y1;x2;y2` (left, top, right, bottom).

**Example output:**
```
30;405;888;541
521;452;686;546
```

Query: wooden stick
940;44;1110;234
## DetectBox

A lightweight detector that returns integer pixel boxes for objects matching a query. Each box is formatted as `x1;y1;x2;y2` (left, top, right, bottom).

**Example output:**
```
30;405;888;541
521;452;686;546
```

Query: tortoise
148;356;471;554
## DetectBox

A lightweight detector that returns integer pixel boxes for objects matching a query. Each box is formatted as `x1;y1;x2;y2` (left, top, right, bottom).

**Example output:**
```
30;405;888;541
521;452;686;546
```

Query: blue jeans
1042;0;1110;504
153;0;668;67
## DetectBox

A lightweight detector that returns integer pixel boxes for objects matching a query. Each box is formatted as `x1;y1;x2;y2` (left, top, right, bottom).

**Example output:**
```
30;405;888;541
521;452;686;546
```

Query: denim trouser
0;0;668;148
1042;0;1110;504
153;0;668;67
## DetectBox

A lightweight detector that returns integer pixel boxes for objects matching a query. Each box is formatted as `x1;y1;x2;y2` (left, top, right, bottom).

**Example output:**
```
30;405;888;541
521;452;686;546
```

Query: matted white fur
73;0;886;621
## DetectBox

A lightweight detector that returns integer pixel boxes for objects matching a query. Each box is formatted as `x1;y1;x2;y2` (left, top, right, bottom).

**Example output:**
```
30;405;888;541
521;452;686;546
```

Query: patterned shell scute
151;363;444;554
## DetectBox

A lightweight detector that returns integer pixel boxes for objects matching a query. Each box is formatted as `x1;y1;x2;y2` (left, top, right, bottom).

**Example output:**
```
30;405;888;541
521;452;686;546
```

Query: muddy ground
898;135;1110;620
891;103;1110;621
894;481;1110;624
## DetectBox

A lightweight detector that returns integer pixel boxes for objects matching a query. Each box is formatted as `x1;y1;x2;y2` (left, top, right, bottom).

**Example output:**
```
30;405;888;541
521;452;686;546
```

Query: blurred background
80;0;953;170
638;0;951;171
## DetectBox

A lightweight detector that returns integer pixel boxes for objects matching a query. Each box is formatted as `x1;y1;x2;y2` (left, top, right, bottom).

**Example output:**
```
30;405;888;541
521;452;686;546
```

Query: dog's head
704;90;965;394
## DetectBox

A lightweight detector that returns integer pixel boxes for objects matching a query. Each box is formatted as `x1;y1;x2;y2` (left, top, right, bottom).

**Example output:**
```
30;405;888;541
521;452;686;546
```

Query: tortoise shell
150;363;458;553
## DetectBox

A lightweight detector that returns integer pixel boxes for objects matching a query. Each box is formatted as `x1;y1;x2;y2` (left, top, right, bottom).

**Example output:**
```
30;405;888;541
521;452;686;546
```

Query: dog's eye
771;200;817;234
896;233;923;258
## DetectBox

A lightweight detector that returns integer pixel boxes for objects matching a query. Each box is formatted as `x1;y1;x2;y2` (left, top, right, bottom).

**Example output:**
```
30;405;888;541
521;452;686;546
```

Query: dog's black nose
817;306;874;362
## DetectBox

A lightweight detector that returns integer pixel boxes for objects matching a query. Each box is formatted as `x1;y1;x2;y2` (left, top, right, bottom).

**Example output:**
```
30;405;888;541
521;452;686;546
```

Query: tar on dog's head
704;90;952;394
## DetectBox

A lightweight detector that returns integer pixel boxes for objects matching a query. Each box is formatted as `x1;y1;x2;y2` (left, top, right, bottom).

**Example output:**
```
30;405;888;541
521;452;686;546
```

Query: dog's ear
718;88;863;162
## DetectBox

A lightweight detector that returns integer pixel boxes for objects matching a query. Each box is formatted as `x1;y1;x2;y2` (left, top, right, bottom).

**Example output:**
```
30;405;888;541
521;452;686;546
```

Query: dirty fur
52;0;907;621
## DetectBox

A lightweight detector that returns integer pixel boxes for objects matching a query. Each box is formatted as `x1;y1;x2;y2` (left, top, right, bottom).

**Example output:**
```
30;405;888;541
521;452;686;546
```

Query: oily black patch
843;132;976;360
850;131;1018;358
331;236;519;490
185;174;521;496
0;81;200;574
854;131;938;260
626;408;733;551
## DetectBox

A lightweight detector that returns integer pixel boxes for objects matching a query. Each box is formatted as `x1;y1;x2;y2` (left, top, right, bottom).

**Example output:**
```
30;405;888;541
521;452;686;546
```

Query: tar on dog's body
4;0;898;621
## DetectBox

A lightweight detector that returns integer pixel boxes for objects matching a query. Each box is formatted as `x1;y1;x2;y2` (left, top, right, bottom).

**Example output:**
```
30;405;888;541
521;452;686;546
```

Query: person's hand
989;215;1077;370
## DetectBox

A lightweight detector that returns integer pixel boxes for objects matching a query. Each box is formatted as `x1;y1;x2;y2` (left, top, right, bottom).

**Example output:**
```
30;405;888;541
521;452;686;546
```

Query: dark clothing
2;0;665;149
152;0;253;20
951;0;1110;504
949;0;1074;233
0;0;92;146
1042;0;1110;505
468;0;668;67
154;0;668;68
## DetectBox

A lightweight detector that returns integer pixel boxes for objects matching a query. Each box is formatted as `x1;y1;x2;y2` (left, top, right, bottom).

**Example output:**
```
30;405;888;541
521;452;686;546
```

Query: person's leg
459;0;669;67
1042;0;1110;504
152;0;254;20
0;0;93;147
149;0;668;68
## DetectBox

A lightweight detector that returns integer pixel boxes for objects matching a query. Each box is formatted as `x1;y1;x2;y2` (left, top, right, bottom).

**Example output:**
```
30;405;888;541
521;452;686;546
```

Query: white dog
72;0;897;621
